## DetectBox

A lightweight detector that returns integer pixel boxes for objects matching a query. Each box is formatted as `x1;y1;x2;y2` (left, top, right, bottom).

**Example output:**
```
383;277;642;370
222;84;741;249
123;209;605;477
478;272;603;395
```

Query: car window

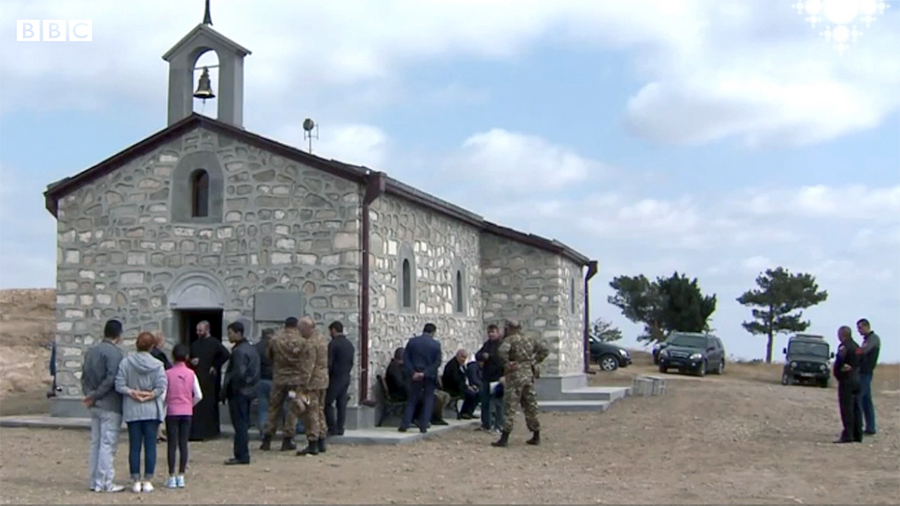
713;338;723;349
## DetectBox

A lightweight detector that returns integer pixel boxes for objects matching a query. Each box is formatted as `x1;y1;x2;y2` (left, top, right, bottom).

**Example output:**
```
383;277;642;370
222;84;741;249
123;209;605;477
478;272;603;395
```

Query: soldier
296;317;330;456
260;317;304;452
492;319;549;448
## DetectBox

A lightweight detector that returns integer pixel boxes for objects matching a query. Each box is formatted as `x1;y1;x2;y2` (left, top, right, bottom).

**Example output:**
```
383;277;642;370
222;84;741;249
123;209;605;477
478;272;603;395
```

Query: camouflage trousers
264;383;301;438
501;379;540;433
301;389;327;442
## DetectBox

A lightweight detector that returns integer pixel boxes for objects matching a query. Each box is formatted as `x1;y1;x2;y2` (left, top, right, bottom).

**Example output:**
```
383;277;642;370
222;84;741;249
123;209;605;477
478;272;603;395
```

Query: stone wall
367;194;483;390
479;234;585;376
53;127;363;400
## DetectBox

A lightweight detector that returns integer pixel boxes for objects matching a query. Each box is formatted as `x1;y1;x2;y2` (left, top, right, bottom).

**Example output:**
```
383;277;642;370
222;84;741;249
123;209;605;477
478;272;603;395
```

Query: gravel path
1;373;897;504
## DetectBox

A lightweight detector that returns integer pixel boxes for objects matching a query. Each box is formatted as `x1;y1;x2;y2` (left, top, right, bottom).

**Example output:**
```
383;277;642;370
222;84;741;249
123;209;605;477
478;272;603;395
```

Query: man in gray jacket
81;319;126;493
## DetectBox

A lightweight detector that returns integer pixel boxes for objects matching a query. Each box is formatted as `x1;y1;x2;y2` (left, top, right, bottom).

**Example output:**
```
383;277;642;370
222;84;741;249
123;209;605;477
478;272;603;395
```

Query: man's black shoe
398;426;408;432
864;430;877;435
833;439;852;444
431;419;448;426
224;458;250;465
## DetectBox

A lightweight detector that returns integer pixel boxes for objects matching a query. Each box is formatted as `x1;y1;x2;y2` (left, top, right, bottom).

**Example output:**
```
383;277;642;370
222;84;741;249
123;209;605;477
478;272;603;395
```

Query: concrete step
557;386;630;402
538;400;612;412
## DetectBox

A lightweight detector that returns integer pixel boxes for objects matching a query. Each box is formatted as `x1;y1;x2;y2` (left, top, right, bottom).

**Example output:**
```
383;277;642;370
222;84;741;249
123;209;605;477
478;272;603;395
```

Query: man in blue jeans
475;324;504;432
855;318;881;435
254;329;304;439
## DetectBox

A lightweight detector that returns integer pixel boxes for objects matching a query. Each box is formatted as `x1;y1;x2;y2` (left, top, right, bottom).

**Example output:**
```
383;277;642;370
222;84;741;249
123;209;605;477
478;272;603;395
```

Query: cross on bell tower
162;0;251;127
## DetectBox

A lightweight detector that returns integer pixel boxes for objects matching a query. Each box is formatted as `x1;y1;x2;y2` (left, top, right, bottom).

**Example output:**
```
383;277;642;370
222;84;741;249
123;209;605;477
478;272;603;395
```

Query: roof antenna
302;118;319;154
202;0;213;26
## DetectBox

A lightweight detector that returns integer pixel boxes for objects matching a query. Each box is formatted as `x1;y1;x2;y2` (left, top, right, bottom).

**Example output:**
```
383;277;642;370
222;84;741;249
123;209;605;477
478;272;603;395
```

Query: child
164;344;202;489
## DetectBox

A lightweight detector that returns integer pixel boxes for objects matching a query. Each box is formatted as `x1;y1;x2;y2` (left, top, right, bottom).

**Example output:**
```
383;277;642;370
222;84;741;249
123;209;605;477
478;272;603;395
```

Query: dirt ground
1;360;898;504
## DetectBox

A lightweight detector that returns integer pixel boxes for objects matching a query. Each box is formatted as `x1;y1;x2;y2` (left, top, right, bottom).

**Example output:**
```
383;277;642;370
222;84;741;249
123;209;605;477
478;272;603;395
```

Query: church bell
193;67;215;100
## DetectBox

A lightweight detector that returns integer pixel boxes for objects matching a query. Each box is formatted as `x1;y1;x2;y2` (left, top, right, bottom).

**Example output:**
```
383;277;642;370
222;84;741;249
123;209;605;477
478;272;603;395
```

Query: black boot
491;430;510;447
526;431;540;445
280;437;297;451
297;441;319;456
259;435;272;451
317;438;326;453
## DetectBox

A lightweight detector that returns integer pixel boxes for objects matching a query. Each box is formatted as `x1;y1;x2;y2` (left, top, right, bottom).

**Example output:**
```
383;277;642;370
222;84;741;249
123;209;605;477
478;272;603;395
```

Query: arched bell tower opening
162;1;251;127
192;50;220;118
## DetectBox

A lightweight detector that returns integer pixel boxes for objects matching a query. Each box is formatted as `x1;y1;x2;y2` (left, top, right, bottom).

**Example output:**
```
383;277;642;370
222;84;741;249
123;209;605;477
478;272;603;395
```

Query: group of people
80;316;355;494
832;318;881;444
385;320;549;448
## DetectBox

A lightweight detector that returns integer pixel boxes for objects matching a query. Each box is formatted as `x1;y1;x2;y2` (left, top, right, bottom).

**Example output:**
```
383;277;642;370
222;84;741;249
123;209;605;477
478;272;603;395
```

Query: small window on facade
191;169;210;217
570;278;576;313
402;259;412;308
455;270;464;313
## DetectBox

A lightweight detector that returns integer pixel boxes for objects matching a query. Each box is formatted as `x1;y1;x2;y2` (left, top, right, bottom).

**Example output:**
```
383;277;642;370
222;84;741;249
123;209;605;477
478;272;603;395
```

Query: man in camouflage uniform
260;317;304;452
296;317;330;456
492;319;549;447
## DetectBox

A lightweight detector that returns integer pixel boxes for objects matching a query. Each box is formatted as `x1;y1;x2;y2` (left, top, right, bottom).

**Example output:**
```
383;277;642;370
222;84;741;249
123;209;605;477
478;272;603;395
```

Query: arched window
455;270;464;313
570;278;576;313
401;259;412;308
191;169;210;217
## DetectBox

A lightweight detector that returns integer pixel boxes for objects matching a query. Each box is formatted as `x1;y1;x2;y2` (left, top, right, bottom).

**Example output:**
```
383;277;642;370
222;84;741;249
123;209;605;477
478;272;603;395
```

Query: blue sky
1;0;898;362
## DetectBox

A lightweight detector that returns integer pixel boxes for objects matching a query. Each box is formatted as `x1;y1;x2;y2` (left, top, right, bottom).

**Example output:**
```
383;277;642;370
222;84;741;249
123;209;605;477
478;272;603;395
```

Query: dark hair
104;319;123;338
857;318;870;327
477;352;488;363
423;323;437;334
486;324;498;332
227;321;244;335
838;326;853;339
136;332;156;352
285;317;299;328
261;328;275;339
394;347;404;360
172;344;190;363
329;321;344;333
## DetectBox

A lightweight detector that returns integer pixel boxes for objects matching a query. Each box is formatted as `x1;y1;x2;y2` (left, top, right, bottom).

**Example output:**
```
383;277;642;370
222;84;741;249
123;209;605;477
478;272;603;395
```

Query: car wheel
696;360;707;377
599;355;619;371
781;373;794;386
659;365;668;374
715;360;725;375
819;378;829;388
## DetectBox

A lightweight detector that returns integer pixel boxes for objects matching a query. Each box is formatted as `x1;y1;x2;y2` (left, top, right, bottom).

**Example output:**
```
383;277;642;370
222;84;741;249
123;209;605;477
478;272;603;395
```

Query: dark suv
589;338;632;371
658;332;726;376
781;334;833;388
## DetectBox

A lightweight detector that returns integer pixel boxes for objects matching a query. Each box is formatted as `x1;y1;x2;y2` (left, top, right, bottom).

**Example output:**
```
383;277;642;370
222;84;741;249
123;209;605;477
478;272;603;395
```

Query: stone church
44;15;599;427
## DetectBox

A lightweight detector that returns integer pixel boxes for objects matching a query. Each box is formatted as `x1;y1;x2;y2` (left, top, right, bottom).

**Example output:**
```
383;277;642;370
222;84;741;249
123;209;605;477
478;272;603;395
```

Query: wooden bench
376;374;407;427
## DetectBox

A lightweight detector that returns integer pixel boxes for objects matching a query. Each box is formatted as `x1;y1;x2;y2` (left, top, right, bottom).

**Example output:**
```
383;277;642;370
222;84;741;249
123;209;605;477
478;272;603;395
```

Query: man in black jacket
441;350;479;418
833;326;863;444
855;318;880;435
475;324;504;431
223;322;261;464
325;321;354;436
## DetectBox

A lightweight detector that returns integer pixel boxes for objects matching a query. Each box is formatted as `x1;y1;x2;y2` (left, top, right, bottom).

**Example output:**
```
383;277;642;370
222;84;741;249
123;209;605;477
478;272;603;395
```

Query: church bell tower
162;0;251;127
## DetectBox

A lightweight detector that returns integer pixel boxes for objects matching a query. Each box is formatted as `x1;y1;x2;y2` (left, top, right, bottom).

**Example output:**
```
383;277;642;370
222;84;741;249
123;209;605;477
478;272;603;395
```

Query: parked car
657;332;726;376
589;338;632;371
781;333;834;388
652;339;671;365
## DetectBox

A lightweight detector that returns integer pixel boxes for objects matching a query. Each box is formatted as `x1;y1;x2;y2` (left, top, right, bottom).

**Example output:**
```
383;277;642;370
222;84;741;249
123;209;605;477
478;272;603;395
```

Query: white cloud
447;129;601;193
271;123;389;169
733;184;900;222
2;1;899;146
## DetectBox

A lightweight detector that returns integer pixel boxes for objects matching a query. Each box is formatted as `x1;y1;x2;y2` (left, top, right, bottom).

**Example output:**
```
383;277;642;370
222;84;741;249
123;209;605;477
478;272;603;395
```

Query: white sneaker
131;482;142;493
141;481;154;493
165;476;178;489
175;475;186;488
104;484;125;493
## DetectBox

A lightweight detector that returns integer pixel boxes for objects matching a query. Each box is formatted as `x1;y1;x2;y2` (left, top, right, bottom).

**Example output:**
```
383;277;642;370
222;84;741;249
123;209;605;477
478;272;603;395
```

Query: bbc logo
16;20;92;42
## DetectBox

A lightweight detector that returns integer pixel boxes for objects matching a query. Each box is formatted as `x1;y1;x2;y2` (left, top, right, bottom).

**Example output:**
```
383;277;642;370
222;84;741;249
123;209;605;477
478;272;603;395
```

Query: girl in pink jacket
164;344;202;489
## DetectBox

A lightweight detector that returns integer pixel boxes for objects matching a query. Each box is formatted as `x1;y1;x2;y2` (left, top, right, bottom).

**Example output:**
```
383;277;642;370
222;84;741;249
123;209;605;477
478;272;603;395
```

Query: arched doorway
166;271;227;345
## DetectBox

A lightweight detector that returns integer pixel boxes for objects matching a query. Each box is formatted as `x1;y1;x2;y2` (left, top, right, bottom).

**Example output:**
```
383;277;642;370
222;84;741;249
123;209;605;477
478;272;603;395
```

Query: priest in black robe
189;320;231;441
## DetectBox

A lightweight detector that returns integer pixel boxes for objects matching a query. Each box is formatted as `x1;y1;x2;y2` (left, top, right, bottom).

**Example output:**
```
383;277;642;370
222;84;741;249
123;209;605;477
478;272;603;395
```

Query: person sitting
385;347;449;428
441;350;478;419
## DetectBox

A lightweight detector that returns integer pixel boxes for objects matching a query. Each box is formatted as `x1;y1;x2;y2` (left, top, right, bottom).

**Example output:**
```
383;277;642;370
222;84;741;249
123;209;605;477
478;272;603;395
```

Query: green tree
607;275;665;343
657;272;718;334
737;266;829;363
608;272;717;343
590;317;623;342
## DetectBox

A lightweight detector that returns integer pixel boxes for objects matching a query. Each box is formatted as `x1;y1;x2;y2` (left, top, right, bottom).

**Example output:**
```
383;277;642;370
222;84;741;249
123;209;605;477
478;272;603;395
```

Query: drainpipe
583;260;599;374
358;170;385;406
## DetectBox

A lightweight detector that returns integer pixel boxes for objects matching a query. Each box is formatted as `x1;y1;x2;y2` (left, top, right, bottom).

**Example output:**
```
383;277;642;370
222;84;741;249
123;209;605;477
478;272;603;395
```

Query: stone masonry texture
51;125;588;406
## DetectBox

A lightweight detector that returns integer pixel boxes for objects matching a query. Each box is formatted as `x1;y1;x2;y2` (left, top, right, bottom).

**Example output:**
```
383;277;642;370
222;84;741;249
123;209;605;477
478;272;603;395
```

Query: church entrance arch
167;271;227;345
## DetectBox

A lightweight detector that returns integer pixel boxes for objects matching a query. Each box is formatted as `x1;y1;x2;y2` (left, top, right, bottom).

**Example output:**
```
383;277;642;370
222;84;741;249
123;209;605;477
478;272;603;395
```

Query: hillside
0;288;55;398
